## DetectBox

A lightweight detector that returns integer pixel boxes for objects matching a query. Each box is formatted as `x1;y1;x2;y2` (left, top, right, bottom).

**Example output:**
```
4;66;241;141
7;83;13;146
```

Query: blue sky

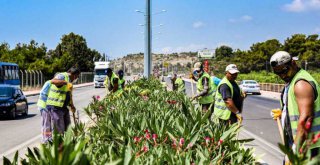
1;0;320;59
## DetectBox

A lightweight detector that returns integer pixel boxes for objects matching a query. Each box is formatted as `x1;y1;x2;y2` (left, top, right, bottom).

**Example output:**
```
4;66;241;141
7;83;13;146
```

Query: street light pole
144;0;152;78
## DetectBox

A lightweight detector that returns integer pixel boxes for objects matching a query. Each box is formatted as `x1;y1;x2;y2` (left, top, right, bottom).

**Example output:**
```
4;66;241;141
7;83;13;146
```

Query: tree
52;32;102;72
283;34;307;57
215;45;233;60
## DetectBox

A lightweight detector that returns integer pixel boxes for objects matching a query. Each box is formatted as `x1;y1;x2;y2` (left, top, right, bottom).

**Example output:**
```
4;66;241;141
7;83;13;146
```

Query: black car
0;85;28;119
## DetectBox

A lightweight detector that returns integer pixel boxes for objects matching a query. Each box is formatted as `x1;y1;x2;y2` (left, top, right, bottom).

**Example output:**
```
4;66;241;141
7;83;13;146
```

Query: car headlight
0;102;12;107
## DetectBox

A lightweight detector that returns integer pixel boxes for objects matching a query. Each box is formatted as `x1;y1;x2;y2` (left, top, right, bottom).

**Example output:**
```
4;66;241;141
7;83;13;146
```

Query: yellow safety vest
37;80;52;109
196;72;215;104
283;69;320;150
214;77;234;120
46;72;70;108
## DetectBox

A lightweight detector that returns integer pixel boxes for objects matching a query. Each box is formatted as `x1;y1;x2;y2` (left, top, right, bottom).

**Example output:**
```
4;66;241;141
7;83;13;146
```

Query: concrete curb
24;82;94;97
181;77;281;101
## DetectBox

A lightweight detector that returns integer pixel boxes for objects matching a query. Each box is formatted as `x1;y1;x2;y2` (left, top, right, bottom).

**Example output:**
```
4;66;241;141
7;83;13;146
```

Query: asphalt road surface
0;85;106;161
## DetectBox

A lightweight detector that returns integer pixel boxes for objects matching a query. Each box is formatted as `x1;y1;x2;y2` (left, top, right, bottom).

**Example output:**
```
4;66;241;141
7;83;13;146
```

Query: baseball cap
270;51;294;67
193;62;202;71
225;64;239;74
106;68;113;74
118;70;124;76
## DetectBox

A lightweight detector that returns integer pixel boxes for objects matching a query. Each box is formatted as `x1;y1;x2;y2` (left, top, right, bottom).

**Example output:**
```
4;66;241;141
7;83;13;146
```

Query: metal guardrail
259;83;285;93
19;70;94;91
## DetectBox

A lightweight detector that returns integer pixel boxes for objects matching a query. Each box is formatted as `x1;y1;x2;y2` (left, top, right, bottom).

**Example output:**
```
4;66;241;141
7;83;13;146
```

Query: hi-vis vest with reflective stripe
175;78;185;93
37;80;51;109
196;72;215;104
119;78;125;86
46;72;70;108
214;77;234;120
285;69;320;149
110;72;123;94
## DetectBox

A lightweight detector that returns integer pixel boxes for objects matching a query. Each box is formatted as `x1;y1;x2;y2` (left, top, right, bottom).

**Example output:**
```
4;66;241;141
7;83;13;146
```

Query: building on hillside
198;48;215;59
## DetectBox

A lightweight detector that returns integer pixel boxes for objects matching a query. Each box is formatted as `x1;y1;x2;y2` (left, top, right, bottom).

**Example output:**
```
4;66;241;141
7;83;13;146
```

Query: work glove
189;73;193;79
67;83;73;91
236;113;243;124
191;95;198;101
271;109;282;120
241;91;247;98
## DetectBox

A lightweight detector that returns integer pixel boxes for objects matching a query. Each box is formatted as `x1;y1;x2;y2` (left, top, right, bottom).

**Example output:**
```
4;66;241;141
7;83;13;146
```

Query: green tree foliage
215;45;233;60
53;32;102;72
211;34;319;73
0;33;103;77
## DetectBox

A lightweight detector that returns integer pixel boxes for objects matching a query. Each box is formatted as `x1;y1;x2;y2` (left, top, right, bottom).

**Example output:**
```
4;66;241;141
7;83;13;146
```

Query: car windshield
245;81;258;84
95;69;107;75
0;87;13;97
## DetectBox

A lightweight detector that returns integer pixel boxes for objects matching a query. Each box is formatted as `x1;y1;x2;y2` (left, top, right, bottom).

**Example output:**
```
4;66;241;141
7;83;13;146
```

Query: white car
239;80;261;95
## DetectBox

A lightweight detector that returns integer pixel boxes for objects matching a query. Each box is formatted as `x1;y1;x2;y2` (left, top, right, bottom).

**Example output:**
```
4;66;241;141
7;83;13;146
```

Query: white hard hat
225;64;239;74
270;51;292;67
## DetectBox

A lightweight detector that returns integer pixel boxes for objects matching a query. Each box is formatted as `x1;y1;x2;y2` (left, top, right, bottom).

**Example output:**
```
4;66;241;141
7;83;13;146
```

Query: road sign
203;60;209;73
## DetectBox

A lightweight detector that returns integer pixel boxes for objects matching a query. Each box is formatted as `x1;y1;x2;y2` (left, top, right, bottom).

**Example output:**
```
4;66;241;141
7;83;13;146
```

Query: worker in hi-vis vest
191;62;215;112
105;68;122;95
270;51;320;162
213;64;245;125
46;67;80;134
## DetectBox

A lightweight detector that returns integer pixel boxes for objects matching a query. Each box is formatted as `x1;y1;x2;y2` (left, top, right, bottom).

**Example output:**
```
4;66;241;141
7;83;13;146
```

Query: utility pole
144;0;152;78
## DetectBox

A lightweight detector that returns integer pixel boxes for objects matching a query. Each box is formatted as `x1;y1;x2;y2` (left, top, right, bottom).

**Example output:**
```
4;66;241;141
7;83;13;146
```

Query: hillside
110;52;198;75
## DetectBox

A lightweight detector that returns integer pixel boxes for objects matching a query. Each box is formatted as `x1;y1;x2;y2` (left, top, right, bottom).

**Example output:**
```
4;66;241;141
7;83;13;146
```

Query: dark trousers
47;106;71;134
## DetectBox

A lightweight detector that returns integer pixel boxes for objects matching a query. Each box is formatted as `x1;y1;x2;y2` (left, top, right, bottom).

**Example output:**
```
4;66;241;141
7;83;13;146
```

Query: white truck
94;61;109;88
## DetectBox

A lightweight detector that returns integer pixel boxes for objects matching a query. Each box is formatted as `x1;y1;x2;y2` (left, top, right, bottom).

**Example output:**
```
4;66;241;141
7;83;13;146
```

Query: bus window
12;66;16;79
4;66;8;80
8;66;12;80
0;67;3;82
15;67;19;79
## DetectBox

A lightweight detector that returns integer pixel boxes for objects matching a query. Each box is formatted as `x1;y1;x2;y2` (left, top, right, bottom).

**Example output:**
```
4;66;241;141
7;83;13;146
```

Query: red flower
134;137;141;143
204;137;210;145
167;100;177;104
96;95;100;100
172;140;177;148
142;146;149;152
305;120;312;130
218;139;223;145
144;129;149;134
145;133;151;140
317;133;320;139
299;147;304;154
179;138;185;146
152;134;158;140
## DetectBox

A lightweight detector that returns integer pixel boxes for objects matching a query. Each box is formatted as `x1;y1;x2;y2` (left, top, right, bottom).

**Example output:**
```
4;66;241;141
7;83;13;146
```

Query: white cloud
193;21;205;28
283;0;320;12
228;15;253;23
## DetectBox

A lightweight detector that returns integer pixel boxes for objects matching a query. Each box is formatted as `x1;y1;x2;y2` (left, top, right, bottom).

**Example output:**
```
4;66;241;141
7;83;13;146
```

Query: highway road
1;80;285;164
0;86;106;161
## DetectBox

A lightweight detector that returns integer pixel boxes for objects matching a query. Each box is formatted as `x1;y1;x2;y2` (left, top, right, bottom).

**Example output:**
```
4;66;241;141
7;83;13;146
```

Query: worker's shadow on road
244;118;272;121
28;102;36;106
0;114;37;121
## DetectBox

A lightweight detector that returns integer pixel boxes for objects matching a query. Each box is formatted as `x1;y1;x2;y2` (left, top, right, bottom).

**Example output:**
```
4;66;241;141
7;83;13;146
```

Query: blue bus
0;62;20;87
